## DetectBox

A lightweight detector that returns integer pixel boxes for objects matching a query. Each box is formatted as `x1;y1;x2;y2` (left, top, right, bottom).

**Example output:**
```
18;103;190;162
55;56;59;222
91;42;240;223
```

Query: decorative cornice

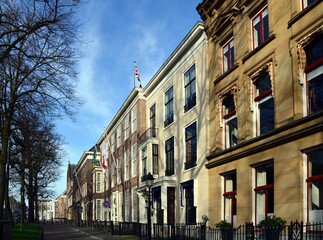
214;64;239;85
242;34;276;63
288;0;321;28
206;112;323;168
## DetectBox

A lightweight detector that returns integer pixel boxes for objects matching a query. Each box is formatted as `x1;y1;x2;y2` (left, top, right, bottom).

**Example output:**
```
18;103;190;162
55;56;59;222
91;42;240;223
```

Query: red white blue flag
134;61;142;88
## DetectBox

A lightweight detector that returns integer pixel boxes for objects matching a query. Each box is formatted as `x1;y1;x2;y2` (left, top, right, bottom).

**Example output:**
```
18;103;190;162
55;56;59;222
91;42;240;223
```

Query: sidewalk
72;226;140;240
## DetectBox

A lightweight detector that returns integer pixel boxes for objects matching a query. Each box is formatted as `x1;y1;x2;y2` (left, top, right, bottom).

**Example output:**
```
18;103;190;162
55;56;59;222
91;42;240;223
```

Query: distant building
56;192;68;218
38;199;55;220
72;148;100;222
66;162;76;220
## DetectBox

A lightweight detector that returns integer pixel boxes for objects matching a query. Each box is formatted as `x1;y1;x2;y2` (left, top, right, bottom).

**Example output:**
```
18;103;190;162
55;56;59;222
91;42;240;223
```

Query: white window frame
252;6;269;49
125;115;130;139
111;165;115;188
117;157;121;184
125;189;130;222
124;150;129;181
164;86;174;127
222;37;234;72
117;125;121;148
96;172;102;193
96;199;102;220
132;188;138;222
142;146;147;177
132;106;137;133
302;0;313;9
111;134;115;153
132;144;137;177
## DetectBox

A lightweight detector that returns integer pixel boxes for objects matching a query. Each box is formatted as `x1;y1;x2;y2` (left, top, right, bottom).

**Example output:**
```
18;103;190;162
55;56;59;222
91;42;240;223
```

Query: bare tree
9;110;65;222
0;0;82;219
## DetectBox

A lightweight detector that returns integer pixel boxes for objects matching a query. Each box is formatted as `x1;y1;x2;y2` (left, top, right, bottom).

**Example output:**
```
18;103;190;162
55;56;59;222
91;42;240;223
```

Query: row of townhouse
66;0;323;228
95;22;209;225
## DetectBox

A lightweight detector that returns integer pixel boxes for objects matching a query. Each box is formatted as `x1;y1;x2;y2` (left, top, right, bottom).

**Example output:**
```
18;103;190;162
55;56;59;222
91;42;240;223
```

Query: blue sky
53;1;202;197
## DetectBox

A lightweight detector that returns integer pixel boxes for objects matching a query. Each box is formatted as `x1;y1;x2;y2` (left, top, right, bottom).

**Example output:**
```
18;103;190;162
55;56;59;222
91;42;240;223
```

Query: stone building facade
197;0;323;226
137;22;208;225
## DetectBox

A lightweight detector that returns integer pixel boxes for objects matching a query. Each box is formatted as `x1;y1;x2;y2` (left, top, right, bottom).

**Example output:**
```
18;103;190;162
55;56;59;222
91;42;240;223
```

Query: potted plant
215;220;233;240
258;216;286;240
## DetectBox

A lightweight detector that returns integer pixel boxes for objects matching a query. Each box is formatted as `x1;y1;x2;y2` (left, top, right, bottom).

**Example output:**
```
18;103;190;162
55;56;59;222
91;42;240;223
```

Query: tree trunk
0;161;6;220
34;179;39;222
28;171;35;223
0;129;10;220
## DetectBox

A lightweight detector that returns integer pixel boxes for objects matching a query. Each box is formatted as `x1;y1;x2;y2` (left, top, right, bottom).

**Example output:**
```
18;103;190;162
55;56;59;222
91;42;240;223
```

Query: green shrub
258;215;286;229
215;220;232;229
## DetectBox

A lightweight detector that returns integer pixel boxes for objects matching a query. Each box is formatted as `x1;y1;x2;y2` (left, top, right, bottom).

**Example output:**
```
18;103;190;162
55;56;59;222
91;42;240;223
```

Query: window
254;71;274;135
117;157;121;184
184;65;196;112
152;144;159;175
304;35;323;114
96;172;102;193
132;188;138;222
132;106;137;133
252;6;269;49
223;94;238;148
111;164;115;188
117;125;121;148
150;104;157;137
254;162;274;224
125;115;129;139
164;86;174;127
111;134;115;153
119;192;123;222
124;150;129;181
185;122;197;169
223;38;235;72
96;199;102;220
142;146;147;177
165;137;174;176
306;149;323;223
105;171;109;191
223;172;237;226
125;190;129;222
302;0;315;9
132;144;137;177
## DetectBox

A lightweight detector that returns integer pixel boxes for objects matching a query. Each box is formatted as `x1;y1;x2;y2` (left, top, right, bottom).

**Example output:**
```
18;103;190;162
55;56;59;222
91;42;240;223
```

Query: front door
167;187;175;225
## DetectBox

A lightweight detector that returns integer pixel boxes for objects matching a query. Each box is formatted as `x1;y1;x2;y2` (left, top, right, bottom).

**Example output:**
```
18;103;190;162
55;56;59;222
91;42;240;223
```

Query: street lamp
143;172;154;240
77;201;81;227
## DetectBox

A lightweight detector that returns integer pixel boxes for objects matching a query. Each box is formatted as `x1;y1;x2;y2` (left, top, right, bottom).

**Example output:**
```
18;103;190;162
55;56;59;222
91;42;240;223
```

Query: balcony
164;112;174;128
184;160;197;170
165;168;174;176
184;93;196;113
139;128;159;145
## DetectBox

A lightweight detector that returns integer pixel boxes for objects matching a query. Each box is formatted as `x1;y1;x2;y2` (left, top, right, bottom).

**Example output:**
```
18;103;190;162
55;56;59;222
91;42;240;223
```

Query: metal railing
69;220;323;240
139;128;159;144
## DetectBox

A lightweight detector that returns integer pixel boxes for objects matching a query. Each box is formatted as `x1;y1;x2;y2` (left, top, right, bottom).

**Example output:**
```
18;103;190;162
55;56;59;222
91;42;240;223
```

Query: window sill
214;64;239;85
288;1;321;28
206;110;323;168
242;34;276;63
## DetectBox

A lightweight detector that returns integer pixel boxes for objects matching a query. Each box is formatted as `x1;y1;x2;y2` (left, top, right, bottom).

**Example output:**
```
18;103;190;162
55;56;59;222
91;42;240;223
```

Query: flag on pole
101;140;108;170
134;61;142;88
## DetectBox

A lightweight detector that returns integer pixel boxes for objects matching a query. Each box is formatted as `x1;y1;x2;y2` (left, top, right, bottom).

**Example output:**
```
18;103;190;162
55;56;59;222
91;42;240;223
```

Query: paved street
42;223;139;240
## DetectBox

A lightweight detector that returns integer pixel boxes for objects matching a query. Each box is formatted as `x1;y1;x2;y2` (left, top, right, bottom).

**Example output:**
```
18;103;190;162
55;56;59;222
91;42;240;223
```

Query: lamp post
143;172;154;240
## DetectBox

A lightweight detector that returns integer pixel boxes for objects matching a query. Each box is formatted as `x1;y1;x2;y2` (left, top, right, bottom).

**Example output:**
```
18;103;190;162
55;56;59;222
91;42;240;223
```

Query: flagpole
133;61;136;88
